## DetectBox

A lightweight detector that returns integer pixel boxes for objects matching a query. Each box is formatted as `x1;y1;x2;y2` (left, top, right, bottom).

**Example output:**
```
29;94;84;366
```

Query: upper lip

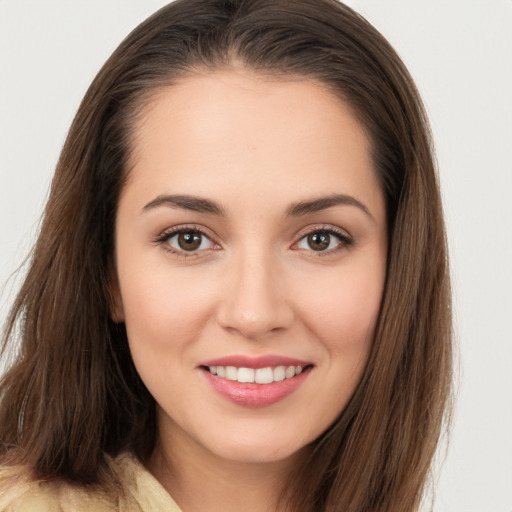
199;354;312;369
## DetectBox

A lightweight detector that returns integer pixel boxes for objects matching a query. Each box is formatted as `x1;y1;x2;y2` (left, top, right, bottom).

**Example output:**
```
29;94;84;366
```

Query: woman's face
113;70;387;466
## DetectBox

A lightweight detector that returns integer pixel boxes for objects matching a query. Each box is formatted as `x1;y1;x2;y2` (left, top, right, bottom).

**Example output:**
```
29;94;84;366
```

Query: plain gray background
1;1;511;510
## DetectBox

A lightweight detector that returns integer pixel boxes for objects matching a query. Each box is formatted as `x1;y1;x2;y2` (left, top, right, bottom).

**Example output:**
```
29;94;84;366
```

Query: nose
216;249;295;340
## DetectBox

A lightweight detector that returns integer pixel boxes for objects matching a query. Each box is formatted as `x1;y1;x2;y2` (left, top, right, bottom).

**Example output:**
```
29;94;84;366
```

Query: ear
108;264;125;323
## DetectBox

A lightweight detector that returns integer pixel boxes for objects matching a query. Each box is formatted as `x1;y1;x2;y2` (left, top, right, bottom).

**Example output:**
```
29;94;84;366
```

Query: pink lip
200;354;311;369
200;364;312;408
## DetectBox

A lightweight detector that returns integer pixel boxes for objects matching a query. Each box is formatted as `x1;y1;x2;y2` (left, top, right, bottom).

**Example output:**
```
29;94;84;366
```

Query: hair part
0;1;452;510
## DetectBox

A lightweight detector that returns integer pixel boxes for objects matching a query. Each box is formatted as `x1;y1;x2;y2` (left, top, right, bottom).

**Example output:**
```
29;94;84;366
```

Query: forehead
123;69;383;217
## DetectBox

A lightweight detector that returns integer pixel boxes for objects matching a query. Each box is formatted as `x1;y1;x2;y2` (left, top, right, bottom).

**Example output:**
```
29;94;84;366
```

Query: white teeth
225;366;238;381
285;366;295;379
273;366;285;381
208;365;305;384
255;367;274;384
237;367;255;383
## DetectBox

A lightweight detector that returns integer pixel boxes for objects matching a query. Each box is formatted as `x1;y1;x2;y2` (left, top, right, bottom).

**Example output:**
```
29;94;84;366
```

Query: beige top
0;453;182;511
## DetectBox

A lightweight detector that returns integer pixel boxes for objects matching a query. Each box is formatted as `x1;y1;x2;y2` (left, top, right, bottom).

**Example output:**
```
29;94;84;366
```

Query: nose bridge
217;243;293;339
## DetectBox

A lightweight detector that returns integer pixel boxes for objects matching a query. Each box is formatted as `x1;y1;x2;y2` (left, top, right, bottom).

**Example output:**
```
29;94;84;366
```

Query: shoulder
109;453;182;511
0;463;117;512
0;453;181;512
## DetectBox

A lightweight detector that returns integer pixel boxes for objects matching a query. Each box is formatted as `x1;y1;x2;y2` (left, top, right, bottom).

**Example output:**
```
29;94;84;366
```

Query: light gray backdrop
1;1;511;510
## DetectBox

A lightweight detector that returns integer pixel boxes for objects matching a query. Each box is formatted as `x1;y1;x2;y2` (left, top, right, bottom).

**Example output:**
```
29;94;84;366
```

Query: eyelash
154;224;218;259
294;225;353;256
154;224;353;258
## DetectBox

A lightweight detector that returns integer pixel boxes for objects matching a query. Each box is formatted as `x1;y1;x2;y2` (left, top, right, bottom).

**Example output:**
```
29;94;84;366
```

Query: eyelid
292;224;353;254
154;224;221;257
153;223;353;258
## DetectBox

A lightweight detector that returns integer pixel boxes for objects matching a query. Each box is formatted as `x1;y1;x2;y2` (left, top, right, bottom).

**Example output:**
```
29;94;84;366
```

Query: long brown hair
0;1;452;510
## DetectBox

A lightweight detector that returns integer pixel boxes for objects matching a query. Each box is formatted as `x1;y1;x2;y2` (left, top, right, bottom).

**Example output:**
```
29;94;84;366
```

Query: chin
196;424;314;465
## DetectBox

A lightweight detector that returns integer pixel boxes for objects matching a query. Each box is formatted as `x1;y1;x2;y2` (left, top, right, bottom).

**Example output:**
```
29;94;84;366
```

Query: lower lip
201;367;311;407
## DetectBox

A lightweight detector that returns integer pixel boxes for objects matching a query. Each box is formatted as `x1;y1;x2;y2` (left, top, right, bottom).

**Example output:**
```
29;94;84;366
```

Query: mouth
202;364;308;384
199;357;314;407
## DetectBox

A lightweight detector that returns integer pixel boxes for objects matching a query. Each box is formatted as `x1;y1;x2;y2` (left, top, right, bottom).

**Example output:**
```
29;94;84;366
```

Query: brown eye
296;228;351;253
177;232;202;251
307;232;330;251
164;230;215;253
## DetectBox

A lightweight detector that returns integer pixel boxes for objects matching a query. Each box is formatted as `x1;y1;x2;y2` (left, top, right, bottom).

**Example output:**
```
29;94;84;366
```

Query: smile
199;356;313;407
207;365;304;384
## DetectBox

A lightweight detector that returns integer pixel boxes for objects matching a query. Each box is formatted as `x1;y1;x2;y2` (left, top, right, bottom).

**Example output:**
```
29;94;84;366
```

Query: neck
146;416;304;512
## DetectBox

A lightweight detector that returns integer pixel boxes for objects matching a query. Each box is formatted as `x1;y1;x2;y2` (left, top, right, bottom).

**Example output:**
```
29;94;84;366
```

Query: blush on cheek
123;284;219;363
313;288;381;340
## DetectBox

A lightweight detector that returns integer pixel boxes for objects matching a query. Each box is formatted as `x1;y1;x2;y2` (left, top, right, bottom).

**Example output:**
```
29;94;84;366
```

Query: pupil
178;232;201;251
308;232;330;251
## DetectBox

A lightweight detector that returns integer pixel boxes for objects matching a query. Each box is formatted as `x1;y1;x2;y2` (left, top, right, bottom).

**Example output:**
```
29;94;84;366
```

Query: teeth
208;365;305;384
273;366;285;381
255;367;273;384
237;367;255;383
225;366;238;381
285;366;295;379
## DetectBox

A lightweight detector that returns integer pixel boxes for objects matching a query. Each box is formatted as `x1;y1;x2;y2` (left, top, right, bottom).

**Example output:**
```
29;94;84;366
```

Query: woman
0;0;452;510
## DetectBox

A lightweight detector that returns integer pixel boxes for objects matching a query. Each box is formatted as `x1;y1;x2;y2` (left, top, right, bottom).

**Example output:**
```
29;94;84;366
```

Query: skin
112;69;388;512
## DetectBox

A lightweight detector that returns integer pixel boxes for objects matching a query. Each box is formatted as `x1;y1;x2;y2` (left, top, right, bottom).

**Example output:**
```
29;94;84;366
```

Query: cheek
118;267;218;404
118;263;217;354
295;262;384;429
296;259;385;358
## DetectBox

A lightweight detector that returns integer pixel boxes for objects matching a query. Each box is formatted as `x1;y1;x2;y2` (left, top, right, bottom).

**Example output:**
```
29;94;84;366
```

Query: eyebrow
285;194;374;220
142;194;226;216
142;192;373;220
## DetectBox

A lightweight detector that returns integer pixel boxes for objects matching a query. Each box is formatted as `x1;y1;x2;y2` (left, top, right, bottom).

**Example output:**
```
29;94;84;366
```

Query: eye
296;228;352;253
157;228;217;255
